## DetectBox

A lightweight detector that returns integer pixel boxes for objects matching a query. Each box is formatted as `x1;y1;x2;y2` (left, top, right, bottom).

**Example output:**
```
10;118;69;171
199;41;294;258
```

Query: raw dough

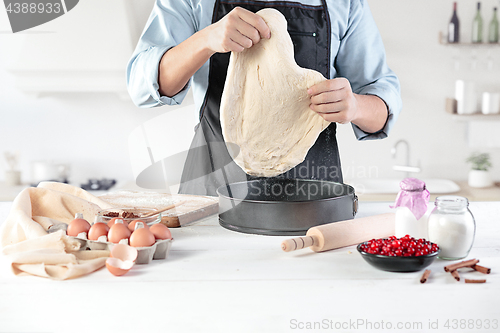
220;8;329;177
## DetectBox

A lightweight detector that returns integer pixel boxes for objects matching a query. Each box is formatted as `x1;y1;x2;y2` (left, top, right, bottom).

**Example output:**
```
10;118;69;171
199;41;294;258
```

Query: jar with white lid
428;196;475;260
391;178;430;239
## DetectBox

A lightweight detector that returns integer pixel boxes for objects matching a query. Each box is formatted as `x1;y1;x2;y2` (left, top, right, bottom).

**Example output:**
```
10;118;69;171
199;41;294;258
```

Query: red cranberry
361;236;439;257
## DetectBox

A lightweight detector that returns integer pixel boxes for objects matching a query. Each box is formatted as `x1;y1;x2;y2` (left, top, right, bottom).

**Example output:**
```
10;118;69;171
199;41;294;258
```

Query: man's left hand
307;77;358;124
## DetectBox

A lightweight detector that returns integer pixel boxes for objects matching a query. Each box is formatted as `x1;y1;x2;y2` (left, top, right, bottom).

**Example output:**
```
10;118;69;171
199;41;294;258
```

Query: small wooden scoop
141;200;186;218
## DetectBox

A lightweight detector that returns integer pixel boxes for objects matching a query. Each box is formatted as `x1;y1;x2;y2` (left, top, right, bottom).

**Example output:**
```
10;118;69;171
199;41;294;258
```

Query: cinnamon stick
444;259;479;272
450;270;460;281
472;264;491;274
420;269;431;283
465;278;486;284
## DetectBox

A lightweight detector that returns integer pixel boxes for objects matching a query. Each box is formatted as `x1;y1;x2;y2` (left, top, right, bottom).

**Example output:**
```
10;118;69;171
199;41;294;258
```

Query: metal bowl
357;242;439;272
217;178;357;236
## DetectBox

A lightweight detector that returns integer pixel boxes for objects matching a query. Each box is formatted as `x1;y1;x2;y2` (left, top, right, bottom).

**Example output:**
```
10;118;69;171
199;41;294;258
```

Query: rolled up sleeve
335;0;402;141
126;0;197;108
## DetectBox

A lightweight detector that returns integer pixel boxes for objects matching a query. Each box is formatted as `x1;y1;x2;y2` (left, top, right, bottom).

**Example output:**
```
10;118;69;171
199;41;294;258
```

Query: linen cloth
0;182;113;280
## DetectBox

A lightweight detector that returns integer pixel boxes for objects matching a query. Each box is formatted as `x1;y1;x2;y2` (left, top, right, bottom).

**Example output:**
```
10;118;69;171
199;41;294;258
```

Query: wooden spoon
141;200;186;218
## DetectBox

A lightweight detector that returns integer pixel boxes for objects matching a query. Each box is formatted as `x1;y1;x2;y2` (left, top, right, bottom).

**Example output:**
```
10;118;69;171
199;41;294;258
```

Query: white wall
0;0;499;188
0;0;196;186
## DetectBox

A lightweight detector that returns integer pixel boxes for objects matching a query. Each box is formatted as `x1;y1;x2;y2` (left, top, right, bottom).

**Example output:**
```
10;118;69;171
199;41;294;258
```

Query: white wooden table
0;201;499;333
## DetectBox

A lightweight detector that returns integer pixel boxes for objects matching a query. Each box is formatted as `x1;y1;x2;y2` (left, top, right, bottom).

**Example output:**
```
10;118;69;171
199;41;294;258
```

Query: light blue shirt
127;0;402;140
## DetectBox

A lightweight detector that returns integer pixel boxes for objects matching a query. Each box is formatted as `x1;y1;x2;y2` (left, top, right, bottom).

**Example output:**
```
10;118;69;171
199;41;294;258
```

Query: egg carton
71;235;173;264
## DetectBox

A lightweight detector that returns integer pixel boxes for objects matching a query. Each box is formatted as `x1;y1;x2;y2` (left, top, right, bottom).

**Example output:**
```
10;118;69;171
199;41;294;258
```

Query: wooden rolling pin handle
281;235;317;252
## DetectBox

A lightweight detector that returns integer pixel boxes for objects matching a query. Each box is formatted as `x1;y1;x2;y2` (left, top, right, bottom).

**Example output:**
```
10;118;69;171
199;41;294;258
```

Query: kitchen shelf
440;41;500;48
451;113;500;121
438;32;500;47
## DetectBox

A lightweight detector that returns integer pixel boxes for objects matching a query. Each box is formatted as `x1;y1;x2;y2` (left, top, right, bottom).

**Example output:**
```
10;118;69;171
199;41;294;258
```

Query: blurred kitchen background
0;0;499;201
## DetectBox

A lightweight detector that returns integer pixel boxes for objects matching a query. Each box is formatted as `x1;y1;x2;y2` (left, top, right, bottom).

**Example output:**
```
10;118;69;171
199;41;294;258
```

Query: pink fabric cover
390;178;430;220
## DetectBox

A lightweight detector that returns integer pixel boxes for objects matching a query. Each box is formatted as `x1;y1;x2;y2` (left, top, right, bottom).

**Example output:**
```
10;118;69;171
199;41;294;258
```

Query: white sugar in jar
428;196;475;260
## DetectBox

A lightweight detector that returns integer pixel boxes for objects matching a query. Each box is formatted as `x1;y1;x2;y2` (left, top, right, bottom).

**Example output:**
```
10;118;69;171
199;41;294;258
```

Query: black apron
179;0;342;196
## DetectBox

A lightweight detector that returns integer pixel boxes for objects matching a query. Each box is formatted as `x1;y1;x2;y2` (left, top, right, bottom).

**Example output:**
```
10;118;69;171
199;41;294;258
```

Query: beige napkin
0;182;114;280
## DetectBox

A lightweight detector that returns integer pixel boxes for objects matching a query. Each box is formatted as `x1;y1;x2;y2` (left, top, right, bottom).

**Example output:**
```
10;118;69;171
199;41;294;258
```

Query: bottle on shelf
448;2;460;43
489;7;499;43
472;2;483;43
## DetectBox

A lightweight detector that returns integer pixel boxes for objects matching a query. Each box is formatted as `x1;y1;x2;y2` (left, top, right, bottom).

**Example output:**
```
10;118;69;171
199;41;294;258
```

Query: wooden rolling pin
281;213;395;252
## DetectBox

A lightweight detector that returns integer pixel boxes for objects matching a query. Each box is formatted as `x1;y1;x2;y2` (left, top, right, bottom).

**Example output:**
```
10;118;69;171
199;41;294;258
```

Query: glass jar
395;206;429;239
391;178;430;239
427;196;475;260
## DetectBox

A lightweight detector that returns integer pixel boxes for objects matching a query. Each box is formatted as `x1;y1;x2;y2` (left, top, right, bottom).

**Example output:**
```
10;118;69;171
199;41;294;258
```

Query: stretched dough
220;8;329;177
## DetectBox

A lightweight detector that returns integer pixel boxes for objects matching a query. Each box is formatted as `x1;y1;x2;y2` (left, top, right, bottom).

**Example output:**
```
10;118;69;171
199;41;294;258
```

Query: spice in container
97;207;162;227
391;178;430;239
428;196;475;260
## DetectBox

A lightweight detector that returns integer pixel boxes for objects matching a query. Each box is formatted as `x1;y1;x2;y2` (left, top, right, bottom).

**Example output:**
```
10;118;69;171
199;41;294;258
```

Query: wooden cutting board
98;190;218;228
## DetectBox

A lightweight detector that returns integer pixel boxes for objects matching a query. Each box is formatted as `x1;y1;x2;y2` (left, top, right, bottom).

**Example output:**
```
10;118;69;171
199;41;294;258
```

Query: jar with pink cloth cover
390;178;430;239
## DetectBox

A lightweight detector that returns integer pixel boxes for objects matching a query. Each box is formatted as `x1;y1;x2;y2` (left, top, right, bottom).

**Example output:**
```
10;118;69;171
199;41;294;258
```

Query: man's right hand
159;7;271;97
205;7;271;54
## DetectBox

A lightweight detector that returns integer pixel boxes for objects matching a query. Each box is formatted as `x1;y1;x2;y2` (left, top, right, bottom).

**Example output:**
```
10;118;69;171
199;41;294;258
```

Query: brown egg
128;219;149;232
106;258;134;276
67;216;91;237
110;244;138;262
108;222;131;244
149;223;172;240
107;217;128;228
88;222;110;241
130;226;156;247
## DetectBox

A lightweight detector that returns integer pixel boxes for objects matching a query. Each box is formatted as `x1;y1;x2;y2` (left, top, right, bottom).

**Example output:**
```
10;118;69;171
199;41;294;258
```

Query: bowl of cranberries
357;235;440;272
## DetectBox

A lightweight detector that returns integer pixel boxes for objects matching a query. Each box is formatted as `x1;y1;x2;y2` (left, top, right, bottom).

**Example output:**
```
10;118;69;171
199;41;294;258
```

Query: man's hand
307;77;358;124
206;7;271;53
159;7;270;97
308;77;388;133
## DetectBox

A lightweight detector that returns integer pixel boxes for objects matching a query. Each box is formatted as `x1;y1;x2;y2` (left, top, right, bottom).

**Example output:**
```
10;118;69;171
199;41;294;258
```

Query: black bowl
357;242;439;272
